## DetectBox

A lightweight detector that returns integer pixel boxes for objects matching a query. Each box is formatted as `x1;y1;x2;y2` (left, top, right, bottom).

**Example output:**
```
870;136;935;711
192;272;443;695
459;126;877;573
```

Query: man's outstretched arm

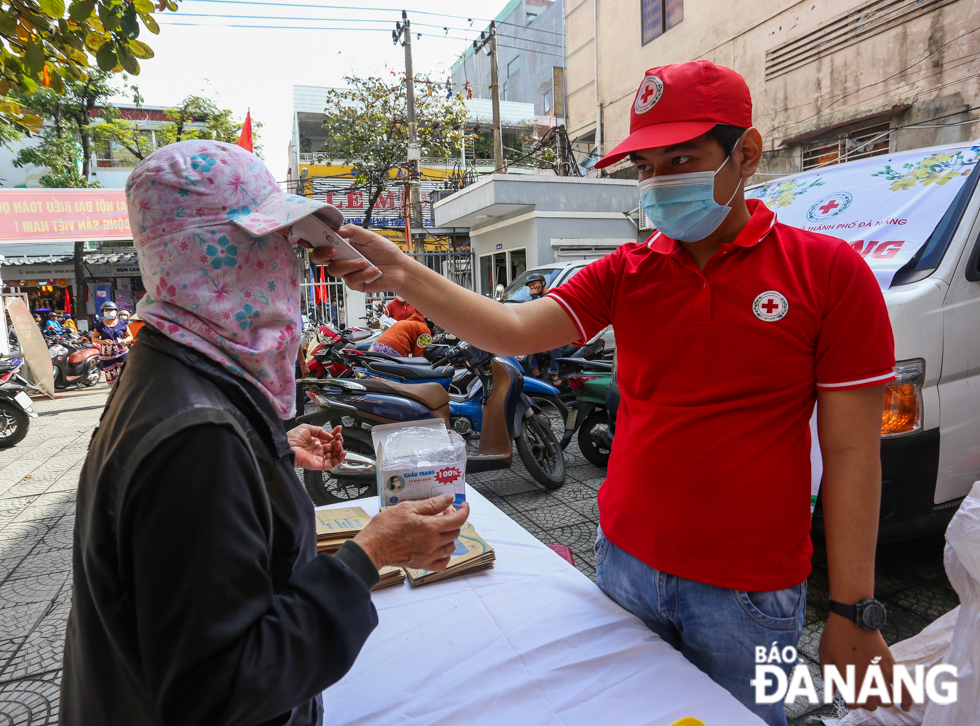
320;225;580;356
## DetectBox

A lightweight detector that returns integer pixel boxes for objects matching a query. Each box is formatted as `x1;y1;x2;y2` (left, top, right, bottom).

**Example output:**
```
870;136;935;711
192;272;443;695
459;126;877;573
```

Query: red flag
237;110;253;153
317;266;327;304
64;287;71;314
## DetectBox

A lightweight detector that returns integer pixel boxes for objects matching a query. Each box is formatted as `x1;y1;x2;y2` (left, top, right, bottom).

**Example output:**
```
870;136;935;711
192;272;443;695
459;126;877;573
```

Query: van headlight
881;359;924;438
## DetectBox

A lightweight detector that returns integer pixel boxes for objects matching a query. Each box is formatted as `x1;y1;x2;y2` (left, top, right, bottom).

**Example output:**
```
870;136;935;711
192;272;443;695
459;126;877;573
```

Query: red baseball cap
594;60;753;169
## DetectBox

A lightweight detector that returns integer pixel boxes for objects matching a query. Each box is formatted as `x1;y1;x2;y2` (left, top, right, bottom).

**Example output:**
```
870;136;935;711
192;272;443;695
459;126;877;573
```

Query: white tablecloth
317;490;765;726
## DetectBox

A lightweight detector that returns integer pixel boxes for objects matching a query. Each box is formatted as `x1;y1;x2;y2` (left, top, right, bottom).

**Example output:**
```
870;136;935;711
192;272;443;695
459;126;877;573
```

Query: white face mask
395;296;405;303
105;310;118;320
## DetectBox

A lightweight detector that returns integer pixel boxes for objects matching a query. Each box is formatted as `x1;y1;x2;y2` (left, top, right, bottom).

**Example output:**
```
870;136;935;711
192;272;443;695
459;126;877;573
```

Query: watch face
861;601;887;630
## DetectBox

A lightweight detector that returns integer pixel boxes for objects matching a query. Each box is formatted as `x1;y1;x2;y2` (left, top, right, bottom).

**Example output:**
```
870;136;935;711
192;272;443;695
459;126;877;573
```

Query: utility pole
473;22;504;174
394;12;424;255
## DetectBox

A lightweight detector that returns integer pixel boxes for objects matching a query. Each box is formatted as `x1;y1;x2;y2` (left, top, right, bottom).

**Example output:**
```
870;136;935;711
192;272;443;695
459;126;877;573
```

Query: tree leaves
39;0;66;18
68;0;96;22
0;0;179;135
95;42;116;71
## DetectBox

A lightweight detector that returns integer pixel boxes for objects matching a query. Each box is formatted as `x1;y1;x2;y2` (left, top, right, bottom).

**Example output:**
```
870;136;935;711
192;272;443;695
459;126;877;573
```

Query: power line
158;19;569;58
496;42;564;59
164;14;566;49
185;0;491;23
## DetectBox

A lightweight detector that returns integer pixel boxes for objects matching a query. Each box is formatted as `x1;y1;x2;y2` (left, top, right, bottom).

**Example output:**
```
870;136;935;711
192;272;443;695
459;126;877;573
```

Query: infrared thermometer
290;214;382;282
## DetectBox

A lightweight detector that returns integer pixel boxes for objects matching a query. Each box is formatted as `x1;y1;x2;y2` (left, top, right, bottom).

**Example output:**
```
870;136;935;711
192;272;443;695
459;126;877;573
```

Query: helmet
526;273;546;285
63;313;72;320
101;301;118;311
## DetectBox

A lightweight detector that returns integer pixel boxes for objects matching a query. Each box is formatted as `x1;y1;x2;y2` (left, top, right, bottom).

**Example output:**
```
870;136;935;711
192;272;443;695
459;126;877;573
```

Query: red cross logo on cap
752;291;789;322
634;75;664;115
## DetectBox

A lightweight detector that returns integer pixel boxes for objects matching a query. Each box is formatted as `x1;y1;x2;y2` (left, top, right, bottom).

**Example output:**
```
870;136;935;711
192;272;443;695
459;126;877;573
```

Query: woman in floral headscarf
62;141;468;726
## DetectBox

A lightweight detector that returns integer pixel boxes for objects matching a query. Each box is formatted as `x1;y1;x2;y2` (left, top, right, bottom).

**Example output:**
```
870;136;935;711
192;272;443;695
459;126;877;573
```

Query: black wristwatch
829;598;887;631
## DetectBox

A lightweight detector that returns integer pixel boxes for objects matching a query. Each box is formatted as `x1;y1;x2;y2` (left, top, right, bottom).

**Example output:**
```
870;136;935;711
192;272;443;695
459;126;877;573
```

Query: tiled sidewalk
0;384;961;725
0;385;106;723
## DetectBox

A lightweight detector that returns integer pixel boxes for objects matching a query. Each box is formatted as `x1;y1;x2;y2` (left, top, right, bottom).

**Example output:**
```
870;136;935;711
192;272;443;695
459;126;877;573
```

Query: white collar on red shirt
646;199;778;254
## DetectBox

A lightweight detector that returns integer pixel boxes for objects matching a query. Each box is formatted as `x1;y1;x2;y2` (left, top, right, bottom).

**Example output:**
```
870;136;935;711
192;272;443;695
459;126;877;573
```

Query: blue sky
123;0;511;182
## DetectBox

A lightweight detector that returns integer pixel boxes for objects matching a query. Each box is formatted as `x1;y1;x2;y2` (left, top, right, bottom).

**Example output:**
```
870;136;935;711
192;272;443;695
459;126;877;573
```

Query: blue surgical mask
639;151;743;242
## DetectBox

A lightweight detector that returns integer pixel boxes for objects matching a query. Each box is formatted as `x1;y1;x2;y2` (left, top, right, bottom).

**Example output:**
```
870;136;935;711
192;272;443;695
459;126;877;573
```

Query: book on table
315;507;406;590
404;521;495;587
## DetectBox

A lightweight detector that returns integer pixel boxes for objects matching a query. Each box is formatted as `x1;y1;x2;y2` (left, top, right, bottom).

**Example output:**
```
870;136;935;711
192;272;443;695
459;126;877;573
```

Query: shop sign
2;264;76;277
111;264;141;276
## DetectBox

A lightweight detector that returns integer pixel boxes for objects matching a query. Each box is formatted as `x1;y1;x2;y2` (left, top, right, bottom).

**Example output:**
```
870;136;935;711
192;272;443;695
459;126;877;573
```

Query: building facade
451;0;566;126
565;0;980;180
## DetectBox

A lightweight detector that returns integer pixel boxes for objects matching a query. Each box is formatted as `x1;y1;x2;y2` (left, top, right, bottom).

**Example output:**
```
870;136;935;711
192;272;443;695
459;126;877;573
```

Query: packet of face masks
371;420;467;508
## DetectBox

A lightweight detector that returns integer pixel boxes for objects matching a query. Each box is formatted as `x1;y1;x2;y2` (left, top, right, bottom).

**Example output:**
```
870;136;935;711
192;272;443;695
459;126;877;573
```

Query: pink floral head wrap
126;140;342;418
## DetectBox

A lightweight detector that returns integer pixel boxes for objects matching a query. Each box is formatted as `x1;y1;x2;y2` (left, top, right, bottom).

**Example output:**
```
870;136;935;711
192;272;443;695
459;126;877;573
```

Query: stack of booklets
405;521;495;587
314;507;406;590
314;507;371;554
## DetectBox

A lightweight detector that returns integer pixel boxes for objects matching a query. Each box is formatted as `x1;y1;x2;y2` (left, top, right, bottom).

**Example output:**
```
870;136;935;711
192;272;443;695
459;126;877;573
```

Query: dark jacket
61;324;379;726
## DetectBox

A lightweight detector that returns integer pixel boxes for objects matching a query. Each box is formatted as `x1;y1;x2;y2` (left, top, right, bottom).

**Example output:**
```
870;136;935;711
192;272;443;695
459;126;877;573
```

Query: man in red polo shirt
321;61;908;724
385;295;418;321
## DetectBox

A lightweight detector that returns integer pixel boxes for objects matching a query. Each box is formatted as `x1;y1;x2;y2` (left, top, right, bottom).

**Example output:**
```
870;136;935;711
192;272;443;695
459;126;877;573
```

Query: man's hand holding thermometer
291;214;383;285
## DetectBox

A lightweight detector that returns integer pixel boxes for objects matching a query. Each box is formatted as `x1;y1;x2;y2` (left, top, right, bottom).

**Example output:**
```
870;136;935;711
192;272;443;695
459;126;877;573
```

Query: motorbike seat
355;378;450;410
360;351;430;365
365;360;454;381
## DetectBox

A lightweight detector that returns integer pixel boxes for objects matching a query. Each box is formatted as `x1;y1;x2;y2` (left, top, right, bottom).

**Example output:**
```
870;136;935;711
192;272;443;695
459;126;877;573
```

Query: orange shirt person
370;314;432;358
385;296;418;321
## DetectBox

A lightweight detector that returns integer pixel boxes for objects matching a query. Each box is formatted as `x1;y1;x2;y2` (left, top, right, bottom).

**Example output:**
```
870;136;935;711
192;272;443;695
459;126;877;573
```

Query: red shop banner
0;189;132;243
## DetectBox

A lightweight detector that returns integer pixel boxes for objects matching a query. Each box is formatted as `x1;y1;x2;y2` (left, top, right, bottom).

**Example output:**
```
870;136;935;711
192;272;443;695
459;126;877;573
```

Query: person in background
62;141;470;726
384;294;417;321
90;301;133;386
337;298;346;329
118;309;134;345
525;273;564;385
45;311;64;337
62;314;78;335
369;313;433;358
33;313;43;330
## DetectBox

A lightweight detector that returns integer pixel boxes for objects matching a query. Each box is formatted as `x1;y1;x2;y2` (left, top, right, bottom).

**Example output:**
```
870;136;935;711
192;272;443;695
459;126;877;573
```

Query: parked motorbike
48;334;101;389
298;343;566;505
0;360;38;447
559;358;614;468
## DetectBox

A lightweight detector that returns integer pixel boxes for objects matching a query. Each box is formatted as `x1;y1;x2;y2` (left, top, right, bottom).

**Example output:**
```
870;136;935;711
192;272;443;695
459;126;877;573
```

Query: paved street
0;386;961;724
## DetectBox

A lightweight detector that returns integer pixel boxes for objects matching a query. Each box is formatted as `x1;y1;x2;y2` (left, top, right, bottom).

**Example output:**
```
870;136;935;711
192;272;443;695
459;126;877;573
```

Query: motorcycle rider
91;301;134;386
526;274;563;385
45;311;64;337
62;314;78;335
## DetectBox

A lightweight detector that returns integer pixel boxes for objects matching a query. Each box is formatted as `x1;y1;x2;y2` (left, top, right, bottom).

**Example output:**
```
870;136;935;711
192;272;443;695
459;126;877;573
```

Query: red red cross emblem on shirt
753;291;789;321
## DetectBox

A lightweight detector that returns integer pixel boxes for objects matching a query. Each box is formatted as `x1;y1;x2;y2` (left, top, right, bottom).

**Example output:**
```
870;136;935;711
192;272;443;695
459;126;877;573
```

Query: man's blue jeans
595;528;806;726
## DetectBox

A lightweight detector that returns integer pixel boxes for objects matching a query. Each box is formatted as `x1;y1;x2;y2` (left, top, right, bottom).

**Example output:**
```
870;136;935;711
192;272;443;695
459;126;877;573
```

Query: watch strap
828;599;858;622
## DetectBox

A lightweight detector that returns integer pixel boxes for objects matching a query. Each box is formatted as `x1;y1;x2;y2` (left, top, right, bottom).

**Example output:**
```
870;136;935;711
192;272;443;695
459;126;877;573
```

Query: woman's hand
287;424;346;470
315;225;411;293
353;495;470;571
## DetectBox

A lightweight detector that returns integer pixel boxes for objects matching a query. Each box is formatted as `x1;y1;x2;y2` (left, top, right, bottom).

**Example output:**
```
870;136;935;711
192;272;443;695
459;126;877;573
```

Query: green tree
0;0;179;135
318;74;468;227
91;93;262;162
12;68;117;178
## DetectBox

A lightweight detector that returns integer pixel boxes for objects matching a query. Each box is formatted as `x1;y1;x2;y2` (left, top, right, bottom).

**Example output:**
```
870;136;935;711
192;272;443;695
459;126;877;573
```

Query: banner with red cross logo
747;144;980;289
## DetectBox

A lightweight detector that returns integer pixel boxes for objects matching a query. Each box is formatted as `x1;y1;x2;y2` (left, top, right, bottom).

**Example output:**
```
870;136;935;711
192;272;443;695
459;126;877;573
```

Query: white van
749;141;980;540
